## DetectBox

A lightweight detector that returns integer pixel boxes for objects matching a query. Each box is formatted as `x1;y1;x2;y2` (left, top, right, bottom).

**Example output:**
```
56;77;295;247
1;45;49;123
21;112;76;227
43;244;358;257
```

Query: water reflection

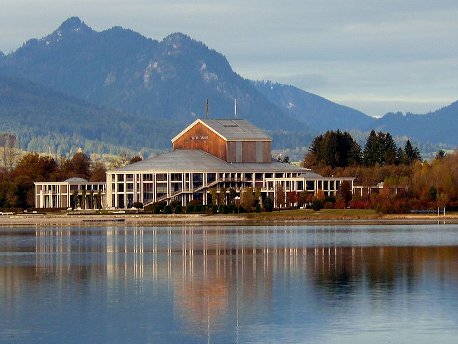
1;225;458;343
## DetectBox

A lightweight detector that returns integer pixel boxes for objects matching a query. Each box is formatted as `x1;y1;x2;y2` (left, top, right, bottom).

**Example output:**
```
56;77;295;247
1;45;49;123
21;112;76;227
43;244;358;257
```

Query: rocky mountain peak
57;17;91;34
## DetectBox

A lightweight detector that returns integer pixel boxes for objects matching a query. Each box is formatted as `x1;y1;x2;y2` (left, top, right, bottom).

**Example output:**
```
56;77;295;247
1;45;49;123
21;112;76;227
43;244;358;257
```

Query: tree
305;130;361;168
240;187;254;211
209;187;217;205
264;196;274;212
403;140;421;164
363;131;398;166
435;150;446;160
275;183;286;208
72;189;79;209
286;191;298;207
90;162;106;182
337;181;352;207
218;186;227;205
1;134;19;172
129;156;143;164
13;153;58;182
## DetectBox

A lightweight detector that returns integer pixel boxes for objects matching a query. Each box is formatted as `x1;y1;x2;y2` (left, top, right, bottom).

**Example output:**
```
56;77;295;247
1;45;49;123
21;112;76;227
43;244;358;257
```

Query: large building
106;118;354;209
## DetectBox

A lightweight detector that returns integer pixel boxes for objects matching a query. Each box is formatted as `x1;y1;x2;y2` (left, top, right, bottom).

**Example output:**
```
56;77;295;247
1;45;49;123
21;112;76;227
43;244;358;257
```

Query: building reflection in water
1;226;458;339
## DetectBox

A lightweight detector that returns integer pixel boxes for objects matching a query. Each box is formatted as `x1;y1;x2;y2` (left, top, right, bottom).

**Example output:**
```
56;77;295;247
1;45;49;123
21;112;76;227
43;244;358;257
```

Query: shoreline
1;211;458;227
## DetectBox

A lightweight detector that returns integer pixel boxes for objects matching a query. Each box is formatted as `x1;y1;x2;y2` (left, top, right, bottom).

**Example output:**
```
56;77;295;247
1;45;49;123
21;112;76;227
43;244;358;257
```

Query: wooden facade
173;122;227;161
173;121;272;163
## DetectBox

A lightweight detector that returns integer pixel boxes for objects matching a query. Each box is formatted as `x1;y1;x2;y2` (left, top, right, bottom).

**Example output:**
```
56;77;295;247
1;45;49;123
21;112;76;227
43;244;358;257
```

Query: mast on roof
205;98;209;119
234;98;237;118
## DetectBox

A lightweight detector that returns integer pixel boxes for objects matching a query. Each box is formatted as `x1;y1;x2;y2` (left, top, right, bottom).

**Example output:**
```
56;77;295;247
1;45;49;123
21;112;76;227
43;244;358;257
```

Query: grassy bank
244;209;380;221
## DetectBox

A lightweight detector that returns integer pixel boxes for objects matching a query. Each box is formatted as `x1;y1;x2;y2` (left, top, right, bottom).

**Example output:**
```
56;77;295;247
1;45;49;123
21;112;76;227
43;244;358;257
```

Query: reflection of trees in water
2;228;458;334
310;246;458;298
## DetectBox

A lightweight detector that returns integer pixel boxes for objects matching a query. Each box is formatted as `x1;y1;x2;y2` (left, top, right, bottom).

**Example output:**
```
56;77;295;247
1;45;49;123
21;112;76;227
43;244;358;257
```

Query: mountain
0;51;4;60
0;17;456;153
254;81;374;132
368;101;458;146
0;17;308;133
0;74;181;154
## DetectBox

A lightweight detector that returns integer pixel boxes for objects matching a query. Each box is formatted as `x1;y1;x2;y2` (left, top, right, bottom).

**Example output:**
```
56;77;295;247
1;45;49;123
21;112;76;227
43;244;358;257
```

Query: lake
1;224;458;343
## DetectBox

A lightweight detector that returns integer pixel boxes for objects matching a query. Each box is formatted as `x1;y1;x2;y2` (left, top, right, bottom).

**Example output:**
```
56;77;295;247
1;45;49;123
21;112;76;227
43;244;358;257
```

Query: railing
141;177;252;207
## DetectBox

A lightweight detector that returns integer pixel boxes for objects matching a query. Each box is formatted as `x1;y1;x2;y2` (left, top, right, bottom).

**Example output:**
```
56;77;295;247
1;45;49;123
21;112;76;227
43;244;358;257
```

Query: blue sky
1;0;457;117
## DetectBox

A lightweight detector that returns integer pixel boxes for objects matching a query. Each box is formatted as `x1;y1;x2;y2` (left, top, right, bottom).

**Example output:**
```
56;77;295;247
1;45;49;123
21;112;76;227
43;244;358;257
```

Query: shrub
186;204;194;213
324;201;334;209
133;201;143;209
175;205;183;214
255;204;261;213
164;205;172;214
212;205;218;214
145;201;166;213
311;199;324;211
264;197;274;212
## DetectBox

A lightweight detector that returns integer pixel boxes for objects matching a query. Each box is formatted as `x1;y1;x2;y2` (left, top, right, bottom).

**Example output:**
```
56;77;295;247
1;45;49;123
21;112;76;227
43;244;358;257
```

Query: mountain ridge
0;17;309;133
0;17;456;152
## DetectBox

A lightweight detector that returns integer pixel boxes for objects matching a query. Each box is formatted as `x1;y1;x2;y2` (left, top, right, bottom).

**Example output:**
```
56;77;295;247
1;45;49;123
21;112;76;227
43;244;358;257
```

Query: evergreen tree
305;130;361;168
403;140;421;164
363;130;381;166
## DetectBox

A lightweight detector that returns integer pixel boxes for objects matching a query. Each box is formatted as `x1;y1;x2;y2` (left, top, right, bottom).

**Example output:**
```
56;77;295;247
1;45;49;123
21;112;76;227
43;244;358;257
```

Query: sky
1;0;457;117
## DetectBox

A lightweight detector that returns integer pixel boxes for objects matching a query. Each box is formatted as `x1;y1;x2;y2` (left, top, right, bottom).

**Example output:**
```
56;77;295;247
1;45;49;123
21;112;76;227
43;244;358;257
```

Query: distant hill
0;74;181;155
367;101;458;146
254;81;374;132
0;17;308;133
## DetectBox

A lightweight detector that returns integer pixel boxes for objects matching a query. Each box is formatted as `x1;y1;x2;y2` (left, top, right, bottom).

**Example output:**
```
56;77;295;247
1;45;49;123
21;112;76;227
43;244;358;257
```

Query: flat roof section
109;149;308;174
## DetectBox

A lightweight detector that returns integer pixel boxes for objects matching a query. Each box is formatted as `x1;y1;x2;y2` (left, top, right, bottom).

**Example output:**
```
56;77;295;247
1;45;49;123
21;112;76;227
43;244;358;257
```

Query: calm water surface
1;224;458;343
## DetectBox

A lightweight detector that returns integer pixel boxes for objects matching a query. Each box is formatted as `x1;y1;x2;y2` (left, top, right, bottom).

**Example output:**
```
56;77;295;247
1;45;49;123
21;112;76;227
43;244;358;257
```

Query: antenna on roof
205;98;209;119
234;98;237;118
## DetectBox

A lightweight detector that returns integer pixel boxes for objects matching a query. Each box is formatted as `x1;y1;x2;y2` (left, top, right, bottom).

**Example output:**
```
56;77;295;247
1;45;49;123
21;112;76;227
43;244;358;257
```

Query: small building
34;178;106;209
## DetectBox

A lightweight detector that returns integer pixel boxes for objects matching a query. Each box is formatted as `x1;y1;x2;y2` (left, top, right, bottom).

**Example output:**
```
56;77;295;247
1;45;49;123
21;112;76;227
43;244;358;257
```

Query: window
156;174;167;181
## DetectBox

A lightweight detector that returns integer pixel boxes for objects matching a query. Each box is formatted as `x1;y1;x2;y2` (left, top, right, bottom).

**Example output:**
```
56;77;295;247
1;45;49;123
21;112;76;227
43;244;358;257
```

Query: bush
264;197;274;212
324;201;334;209
255;204;261;213
133;201;143;209
164;205;172;214
186;204;194;213
175;205;183;214
311;199;324;211
145;201;166;213
212;205;218;214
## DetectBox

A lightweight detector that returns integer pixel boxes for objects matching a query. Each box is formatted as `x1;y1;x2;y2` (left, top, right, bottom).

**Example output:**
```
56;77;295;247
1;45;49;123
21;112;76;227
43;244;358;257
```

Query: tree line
305;129;421;168
0;152;108;209
304;130;457;213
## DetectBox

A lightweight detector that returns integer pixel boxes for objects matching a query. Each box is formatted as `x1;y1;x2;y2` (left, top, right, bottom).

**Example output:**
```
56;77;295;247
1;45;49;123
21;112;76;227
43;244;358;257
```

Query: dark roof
64;177;88;183
110;149;307;174
172;119;271;142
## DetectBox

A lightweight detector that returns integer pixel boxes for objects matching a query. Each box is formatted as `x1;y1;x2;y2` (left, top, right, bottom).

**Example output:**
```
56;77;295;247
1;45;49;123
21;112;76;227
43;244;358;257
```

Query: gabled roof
171;118;272;143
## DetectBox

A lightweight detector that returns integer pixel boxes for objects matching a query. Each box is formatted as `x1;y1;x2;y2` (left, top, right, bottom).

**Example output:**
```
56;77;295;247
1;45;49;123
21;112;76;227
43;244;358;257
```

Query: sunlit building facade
106;119;354;209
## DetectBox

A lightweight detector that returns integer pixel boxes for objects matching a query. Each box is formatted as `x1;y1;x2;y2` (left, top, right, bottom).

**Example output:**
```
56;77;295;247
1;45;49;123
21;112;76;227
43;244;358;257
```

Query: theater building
106;119;354;209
